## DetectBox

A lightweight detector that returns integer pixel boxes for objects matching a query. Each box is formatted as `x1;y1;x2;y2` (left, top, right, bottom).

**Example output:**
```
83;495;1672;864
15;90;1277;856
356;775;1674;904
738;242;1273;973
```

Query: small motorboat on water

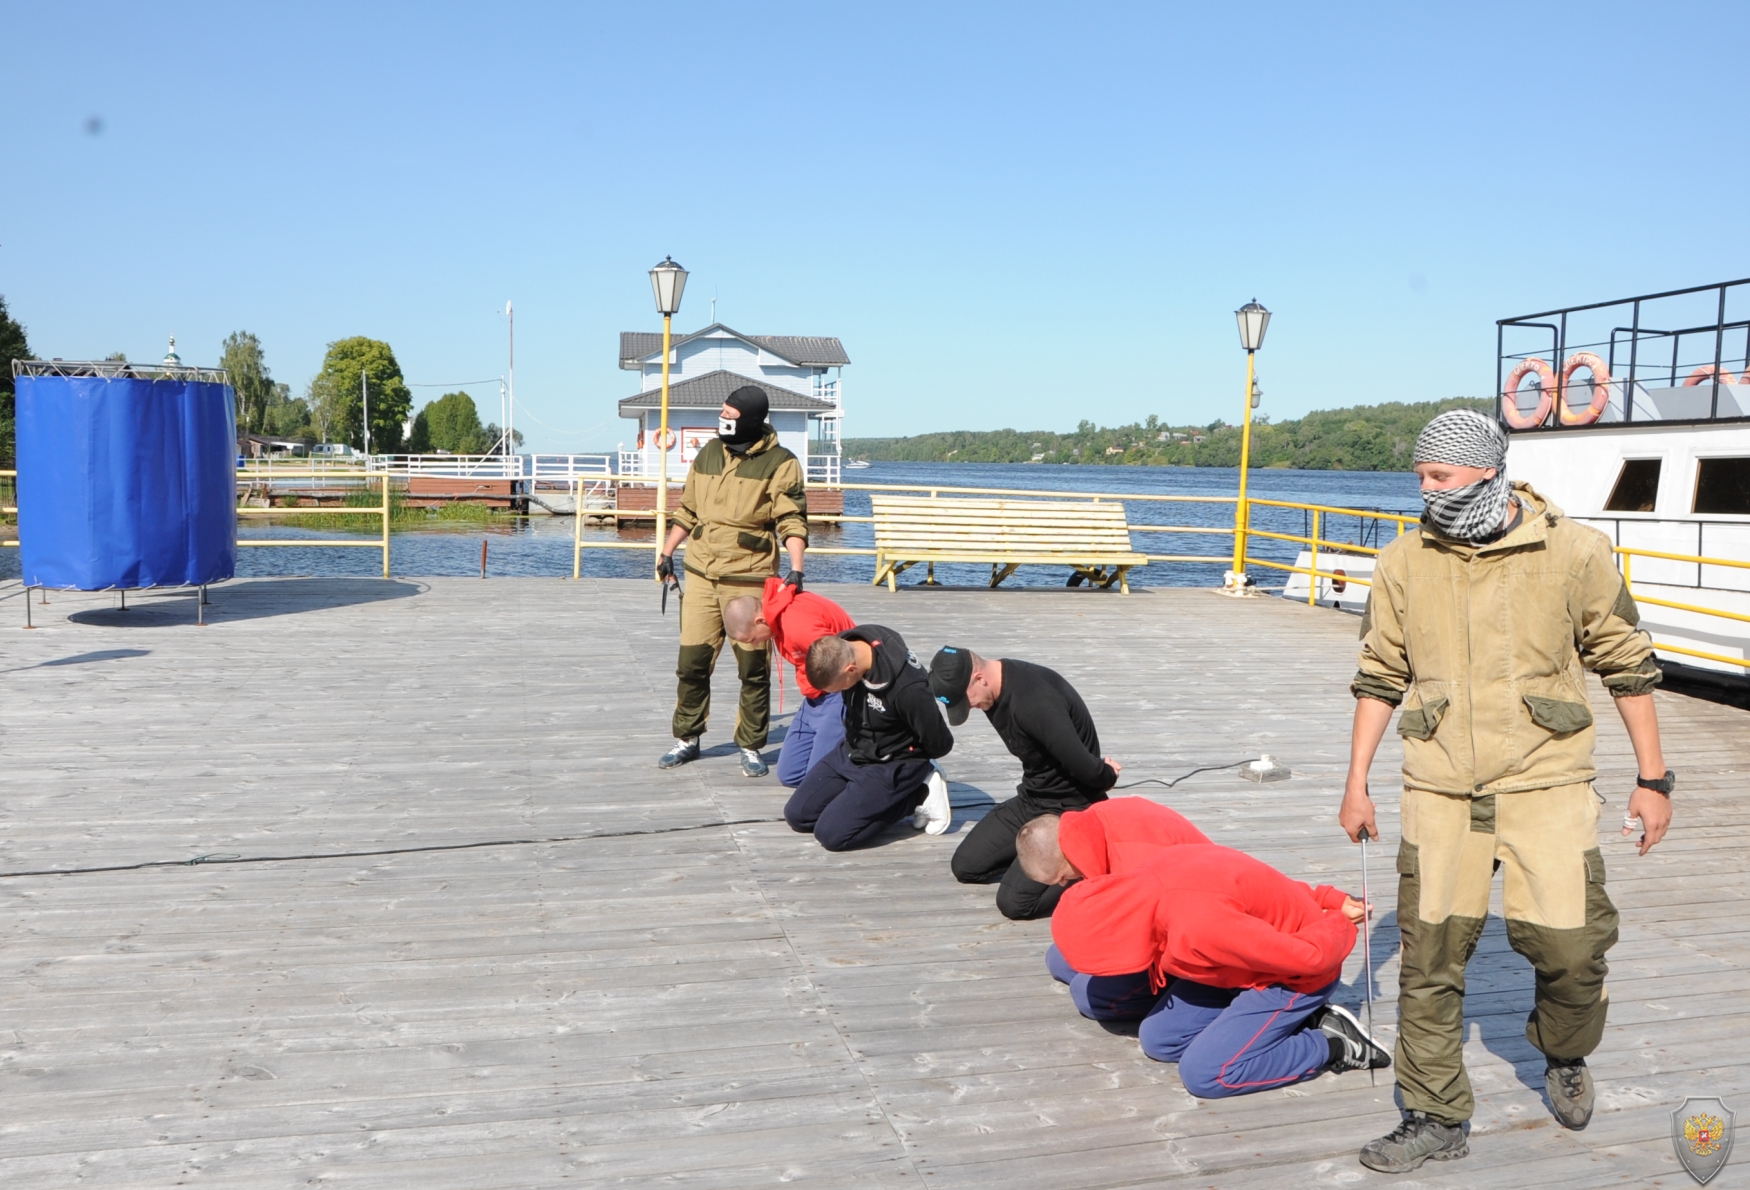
845;459;872;469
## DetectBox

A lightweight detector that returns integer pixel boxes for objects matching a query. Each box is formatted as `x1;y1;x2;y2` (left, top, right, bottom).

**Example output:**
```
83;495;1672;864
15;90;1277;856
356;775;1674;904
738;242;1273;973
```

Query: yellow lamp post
648;256;688;573
1226;299;1271;591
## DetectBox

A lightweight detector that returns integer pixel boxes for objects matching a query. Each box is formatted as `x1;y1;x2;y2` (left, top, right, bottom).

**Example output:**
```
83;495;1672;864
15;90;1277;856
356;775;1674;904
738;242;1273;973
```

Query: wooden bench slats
869;495;1146;593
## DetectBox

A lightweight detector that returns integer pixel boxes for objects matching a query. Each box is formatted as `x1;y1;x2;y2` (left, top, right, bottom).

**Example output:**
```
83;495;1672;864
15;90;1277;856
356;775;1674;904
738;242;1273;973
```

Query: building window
1694;457;1750;514
1604;459;1661;512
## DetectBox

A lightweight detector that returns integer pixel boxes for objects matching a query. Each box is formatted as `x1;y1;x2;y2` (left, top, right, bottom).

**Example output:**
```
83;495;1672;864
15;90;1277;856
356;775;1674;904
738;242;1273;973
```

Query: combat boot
1358;1112;1468;1173
1546;1057;1594;1130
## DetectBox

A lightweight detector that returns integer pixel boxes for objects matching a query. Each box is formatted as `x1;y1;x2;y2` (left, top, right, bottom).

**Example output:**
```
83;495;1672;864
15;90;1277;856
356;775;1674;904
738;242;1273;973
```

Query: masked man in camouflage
1339;409;1673;1173
656;385;808;777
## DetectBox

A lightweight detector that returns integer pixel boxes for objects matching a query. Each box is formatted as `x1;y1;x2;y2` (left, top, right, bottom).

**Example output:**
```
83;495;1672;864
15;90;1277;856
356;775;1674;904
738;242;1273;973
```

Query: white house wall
632;410;813;475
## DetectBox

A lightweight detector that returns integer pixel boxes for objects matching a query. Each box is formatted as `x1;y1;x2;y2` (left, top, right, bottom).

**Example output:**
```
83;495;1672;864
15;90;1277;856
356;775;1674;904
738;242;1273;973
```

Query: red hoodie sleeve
1178;901;1357;986
1050;872;1163;978
1310;884;1351;911
767;582;856;698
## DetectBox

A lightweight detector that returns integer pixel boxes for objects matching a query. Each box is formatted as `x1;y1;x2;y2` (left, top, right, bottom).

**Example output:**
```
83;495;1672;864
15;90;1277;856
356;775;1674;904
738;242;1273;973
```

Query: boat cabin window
1604;459;1661;512
1693;457;1750;515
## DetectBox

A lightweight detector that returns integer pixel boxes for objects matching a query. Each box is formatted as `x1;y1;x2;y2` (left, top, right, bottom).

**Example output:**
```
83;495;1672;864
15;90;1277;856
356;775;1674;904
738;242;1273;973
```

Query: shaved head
1017;814;1081;886
723;596;765;643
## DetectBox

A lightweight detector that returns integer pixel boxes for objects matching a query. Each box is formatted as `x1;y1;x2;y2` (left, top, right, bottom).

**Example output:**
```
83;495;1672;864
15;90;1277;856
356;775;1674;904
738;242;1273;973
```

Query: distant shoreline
845;396;1489;472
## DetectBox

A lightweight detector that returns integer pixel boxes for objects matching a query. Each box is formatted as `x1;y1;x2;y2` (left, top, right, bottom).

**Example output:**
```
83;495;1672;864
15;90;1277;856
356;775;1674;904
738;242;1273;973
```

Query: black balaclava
721;385;770;452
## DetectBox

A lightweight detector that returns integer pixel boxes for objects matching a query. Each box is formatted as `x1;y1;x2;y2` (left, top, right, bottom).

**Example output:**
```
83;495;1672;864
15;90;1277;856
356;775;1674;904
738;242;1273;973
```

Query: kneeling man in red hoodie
1047;839;1390;1098
724;578;857;788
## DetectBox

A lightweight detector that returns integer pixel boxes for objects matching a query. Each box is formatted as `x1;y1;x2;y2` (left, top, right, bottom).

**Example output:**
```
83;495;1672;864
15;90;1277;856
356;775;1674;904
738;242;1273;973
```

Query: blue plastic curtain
16;375;237;589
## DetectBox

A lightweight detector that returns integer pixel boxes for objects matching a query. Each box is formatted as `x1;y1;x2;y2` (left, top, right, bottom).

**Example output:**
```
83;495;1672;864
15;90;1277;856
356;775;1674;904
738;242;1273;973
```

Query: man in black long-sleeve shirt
929;646;1121;918
783;625;954;851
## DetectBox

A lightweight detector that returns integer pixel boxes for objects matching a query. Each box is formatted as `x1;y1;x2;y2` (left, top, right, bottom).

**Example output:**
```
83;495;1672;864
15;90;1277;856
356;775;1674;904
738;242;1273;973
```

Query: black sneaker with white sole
1315;1004;1392;1073
739;748;769;778
1358;1112;1469;1173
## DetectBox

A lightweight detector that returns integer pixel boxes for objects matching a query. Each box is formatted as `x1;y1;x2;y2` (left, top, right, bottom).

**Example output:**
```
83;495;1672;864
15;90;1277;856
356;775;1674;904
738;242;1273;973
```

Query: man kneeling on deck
1045;841;1390;1098
783;626;953;850
928;645;1125;919
1016;798;1206;1015
723;580;856;788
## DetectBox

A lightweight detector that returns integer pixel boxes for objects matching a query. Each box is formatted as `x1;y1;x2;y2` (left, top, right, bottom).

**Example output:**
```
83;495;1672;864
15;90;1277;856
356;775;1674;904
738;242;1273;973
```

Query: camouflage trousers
672;573;770;750
1394;782;1619;1123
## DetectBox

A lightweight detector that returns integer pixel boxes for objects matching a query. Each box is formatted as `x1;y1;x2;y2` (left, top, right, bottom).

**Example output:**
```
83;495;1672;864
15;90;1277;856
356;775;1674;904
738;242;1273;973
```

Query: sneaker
913;763;951;834
1358;1112;1469;1173
1315;1004;1392;1073
1546;1057;1594;1130
658;738;700;769
739;748;769;778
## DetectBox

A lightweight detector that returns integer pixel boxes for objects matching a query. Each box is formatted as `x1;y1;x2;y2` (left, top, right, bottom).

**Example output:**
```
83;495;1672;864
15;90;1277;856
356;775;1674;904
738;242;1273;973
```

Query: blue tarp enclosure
16;371;237;590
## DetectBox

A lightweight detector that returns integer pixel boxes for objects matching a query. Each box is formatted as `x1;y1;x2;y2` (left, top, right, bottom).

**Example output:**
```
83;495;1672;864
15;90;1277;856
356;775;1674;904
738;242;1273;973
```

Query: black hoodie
839;625;955;765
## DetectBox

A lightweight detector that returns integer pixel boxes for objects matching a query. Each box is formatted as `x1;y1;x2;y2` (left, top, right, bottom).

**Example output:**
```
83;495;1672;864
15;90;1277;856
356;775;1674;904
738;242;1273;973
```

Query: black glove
782;570;804;593
657;554;675;582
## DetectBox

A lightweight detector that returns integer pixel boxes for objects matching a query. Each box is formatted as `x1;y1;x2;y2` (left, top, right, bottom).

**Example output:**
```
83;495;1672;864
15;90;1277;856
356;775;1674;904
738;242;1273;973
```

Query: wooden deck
0;577;1744;1188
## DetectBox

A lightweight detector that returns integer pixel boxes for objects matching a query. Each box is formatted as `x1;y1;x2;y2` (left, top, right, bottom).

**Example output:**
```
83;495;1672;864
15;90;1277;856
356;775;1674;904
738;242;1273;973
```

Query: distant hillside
844;397;1494;472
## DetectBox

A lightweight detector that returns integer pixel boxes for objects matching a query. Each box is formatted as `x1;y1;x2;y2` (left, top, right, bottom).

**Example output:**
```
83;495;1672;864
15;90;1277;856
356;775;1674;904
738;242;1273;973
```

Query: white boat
1498;279;1750;684
1285;279;1750;687
845;459;872;469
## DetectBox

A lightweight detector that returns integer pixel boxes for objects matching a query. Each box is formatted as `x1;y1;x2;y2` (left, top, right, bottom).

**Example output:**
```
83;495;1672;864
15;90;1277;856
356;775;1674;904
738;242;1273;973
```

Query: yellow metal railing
1;469;15;548
1616;547;1750;669
1238;496;1416;599
571;477;1241;579
236;469;391;579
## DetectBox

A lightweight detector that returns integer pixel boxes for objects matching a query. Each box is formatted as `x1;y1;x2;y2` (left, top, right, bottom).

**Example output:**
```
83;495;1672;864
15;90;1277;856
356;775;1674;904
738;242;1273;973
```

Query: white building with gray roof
617;323;848;484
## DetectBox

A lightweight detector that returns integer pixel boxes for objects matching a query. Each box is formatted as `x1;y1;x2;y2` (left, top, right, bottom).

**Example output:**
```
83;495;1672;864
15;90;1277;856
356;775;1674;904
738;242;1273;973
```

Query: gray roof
617;370;839;417
618;323;850;369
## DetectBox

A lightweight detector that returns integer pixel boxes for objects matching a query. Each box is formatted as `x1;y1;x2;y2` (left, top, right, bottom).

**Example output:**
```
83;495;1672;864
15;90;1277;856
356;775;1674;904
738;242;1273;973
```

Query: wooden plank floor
0;576;1744;1188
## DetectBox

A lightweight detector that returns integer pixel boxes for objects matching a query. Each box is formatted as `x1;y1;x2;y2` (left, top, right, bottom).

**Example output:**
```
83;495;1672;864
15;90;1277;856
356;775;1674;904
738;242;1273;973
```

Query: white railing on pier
617;448;841;486
367;454;613;480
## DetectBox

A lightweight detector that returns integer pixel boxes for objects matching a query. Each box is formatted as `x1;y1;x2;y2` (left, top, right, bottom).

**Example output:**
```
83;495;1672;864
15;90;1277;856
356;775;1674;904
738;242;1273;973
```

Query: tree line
843;397;1495;472
0;294;518;462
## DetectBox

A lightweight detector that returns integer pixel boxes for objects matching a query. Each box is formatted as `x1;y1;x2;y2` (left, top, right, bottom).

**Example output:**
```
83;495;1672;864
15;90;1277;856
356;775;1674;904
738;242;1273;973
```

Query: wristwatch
1635;769;1676;795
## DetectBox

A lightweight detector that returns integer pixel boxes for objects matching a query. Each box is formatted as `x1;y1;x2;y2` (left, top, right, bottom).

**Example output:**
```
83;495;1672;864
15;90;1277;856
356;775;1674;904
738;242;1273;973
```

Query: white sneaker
914;763;951;834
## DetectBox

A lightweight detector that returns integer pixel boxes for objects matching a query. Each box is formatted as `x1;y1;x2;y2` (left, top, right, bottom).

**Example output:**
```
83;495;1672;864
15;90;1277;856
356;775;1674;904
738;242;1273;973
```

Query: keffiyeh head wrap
1414;409;1512;542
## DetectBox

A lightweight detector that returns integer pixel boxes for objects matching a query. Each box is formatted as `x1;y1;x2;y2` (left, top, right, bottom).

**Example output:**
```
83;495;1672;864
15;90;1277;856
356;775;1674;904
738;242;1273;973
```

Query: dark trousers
950;793;1079;919
1046;946;1334;1099
783;741;934;852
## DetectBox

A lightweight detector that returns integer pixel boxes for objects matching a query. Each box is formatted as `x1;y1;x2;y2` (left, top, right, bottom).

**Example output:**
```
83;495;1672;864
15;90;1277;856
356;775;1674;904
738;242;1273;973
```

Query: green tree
309;336;412;452
419;390;490;453
482;422;525;453
221;331;278;434
0;295;31;463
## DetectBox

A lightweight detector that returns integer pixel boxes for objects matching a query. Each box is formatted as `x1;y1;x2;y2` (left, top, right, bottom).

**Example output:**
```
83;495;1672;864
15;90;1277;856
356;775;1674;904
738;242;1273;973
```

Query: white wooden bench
870;495;1148;593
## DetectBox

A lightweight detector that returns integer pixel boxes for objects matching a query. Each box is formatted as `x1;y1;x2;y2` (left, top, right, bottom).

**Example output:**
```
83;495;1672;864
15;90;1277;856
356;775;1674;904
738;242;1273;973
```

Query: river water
2;463;1420;587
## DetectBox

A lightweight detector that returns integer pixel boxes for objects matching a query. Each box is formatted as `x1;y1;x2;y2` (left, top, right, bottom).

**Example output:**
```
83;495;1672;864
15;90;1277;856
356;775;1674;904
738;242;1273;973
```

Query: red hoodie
762;577;856;699
1051;843;1356;993
1057;797;1210;878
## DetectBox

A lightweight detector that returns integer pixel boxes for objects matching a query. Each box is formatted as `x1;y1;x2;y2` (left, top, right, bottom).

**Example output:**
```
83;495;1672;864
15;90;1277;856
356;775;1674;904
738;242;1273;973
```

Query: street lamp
1226;299;1271;591
648;256;688;571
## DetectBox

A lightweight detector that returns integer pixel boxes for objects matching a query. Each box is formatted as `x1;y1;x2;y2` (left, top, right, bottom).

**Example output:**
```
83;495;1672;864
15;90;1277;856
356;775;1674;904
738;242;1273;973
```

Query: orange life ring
1330;568;1347;594
653;427;677;450
636;430;645;449
1683;365;1741;386
1501;358;1555;428
1557;352;1611;425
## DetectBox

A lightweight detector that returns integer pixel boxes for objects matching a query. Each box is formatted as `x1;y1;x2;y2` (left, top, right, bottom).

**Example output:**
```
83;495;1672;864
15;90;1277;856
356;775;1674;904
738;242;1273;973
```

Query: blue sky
6;2;1749;451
